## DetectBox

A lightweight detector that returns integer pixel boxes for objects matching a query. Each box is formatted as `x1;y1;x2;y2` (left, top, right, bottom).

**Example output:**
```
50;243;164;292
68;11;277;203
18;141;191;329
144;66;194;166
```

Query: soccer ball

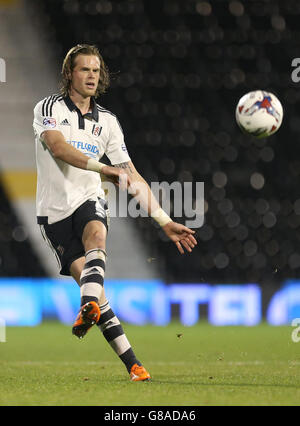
235;90;283;138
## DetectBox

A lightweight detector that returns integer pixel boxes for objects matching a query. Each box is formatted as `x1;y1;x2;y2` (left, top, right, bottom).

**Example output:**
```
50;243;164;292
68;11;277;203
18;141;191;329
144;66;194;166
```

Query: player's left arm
113;160;197;254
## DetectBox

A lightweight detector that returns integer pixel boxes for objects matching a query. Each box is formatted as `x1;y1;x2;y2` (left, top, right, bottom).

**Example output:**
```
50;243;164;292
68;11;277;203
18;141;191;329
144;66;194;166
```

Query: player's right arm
42;130;89;169
41;130;130;187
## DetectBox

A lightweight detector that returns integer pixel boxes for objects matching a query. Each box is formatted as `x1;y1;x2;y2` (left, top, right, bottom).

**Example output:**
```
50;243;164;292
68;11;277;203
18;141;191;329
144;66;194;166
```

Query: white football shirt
33;94;131;224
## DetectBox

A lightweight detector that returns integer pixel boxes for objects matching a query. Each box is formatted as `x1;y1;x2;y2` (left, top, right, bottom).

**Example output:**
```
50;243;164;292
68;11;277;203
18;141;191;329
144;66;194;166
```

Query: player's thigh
73;198;109;249
82;220;107;252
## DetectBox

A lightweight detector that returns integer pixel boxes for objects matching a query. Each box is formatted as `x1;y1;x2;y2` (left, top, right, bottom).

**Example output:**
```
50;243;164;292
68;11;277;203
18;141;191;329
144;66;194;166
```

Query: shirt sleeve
105;115;131;165
33;97;60;140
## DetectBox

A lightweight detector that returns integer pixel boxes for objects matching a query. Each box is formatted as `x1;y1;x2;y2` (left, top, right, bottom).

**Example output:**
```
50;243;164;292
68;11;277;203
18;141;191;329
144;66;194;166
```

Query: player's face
70;54;100;98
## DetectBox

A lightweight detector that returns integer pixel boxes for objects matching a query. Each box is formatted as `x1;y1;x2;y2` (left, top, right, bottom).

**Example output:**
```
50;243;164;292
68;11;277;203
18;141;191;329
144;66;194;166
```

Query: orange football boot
130;363;151;382
72;301;100;339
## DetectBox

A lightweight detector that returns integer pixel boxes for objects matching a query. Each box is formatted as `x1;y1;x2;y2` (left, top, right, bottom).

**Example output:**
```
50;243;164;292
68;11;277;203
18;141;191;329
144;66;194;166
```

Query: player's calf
80;248;106;306
72;248;106;339
97;301;151;381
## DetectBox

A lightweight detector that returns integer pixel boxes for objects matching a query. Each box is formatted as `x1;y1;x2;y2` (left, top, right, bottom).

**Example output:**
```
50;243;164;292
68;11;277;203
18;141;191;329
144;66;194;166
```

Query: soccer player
33;44;197;382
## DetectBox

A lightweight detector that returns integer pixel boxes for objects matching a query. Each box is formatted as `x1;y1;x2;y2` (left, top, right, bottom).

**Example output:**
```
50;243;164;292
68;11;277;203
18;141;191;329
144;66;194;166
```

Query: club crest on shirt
92;124;102;137
43;117;57;128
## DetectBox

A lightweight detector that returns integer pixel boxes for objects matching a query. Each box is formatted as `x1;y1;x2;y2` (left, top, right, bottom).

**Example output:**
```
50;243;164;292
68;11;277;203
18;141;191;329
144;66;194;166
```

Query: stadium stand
0;177;46;276
5;0;300;285
0;0;160;279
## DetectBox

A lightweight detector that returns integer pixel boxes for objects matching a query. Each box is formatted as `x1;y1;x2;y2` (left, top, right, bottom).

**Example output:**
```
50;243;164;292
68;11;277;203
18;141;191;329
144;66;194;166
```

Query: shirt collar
64;95;99;122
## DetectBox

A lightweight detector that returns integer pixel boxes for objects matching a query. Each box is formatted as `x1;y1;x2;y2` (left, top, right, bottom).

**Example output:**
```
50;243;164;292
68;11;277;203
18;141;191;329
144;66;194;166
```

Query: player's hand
100;165;131;190
162;221;197;254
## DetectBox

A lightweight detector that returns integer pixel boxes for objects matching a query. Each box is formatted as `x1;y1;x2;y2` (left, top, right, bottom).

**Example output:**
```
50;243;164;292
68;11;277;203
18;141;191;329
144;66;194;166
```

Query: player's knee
86;229;106;250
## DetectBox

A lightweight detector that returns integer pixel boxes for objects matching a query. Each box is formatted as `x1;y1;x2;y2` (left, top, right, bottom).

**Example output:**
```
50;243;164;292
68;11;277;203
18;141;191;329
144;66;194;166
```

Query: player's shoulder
95;101;123;133
34;93;64;117
95;101;117;120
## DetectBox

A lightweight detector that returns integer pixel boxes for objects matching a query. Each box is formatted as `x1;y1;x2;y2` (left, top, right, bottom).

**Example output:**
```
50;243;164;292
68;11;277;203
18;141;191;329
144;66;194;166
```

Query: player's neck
69;90;91;115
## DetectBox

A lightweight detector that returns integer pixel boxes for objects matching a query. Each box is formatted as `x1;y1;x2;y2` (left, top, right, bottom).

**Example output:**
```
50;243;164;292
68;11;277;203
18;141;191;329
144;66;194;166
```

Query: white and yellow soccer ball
235;90;283;138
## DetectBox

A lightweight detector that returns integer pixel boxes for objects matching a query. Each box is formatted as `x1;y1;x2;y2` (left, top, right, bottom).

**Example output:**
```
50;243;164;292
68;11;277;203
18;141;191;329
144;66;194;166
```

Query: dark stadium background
1;0;300;319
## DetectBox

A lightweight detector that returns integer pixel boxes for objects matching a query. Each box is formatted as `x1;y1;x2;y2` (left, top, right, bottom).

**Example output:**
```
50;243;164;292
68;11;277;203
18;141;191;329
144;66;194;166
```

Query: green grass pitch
0;322;299;406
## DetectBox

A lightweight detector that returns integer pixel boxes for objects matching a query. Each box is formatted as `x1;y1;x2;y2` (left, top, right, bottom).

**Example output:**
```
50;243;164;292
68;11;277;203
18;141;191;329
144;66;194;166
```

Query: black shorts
39;198;109;276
